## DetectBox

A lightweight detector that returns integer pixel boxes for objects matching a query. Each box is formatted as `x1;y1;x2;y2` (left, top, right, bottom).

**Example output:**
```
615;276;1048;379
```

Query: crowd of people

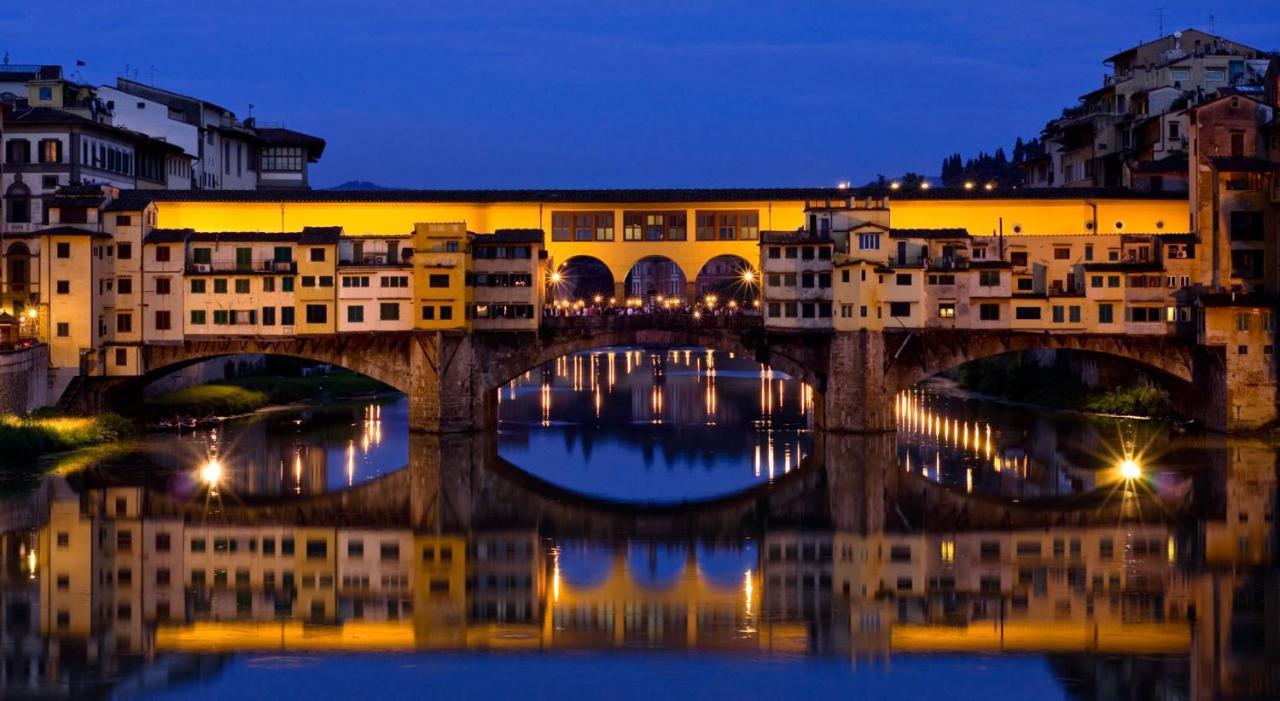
542;293;759;319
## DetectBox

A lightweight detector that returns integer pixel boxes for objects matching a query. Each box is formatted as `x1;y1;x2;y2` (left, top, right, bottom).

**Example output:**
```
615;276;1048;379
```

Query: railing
186;260;296;274
338;257;412;268
541;313;763;334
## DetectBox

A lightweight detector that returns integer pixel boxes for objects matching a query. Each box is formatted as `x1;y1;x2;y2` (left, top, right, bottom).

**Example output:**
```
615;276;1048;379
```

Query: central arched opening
896;348;1198;502
495;344;815;503
693;254;759;306
624;256;687;303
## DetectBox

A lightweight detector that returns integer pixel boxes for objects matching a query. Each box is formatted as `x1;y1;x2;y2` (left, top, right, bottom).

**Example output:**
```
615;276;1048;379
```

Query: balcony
338;254;411;268
186;260;296;274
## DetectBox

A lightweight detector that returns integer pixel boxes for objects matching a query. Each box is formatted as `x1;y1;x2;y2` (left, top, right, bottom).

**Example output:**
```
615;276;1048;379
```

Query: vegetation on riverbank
140;370;392;419
948;354;1176;419
0;411;134;469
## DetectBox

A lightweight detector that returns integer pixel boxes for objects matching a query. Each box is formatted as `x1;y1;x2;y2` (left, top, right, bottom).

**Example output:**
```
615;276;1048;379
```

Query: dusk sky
4;1;1277;189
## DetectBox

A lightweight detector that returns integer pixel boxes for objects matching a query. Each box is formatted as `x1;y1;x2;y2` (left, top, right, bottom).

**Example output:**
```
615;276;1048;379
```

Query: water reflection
2;429;1276;699
897;387;1201;500
497;347;814;501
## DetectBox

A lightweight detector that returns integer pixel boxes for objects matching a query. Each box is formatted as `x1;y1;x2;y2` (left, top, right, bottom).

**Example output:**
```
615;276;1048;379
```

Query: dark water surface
0;346;1276;700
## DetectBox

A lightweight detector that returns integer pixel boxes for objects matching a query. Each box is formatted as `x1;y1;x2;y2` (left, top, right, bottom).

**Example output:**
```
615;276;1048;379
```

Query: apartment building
338;235;414;333
469;229;546;331
104;78;325;191
759;231;834;329
1024;29;1271;190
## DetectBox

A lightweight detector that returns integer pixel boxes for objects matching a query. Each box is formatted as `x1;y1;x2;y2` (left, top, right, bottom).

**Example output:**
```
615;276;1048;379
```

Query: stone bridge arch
885;329;1197;391
139;333;417;394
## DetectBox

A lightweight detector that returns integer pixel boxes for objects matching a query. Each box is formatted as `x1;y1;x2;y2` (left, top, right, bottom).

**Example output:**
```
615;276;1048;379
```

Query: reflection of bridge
71;314;1221;432
132;431;1192;538
7;432;1274;700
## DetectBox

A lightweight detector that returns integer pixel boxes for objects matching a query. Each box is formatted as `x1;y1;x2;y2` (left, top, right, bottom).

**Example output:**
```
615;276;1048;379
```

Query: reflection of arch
550;255;614;302
3;181;31;224
693;254;758;303
624;255;687;300
5;242;32;294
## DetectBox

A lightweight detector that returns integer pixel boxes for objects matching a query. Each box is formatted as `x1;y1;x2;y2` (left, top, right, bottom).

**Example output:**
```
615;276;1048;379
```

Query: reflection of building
3;438;1276;699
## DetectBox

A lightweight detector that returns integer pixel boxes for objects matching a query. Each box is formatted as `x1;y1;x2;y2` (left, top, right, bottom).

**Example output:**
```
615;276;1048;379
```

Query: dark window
428;274;450;288
979;303;1000;321
1014;306;1041;320
305;304;327;324
889;302;911;317
56;242;71;258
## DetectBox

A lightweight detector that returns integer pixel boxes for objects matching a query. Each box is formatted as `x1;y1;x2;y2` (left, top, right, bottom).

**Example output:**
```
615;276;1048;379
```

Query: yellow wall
891;199;1189;236
412;223;470;330
152;200;809;288
296;242;337;334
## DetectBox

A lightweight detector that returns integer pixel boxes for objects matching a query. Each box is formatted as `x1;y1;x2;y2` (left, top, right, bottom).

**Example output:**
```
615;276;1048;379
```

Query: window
1014;306;1041;320
1108;275;1120;288
440;305;453;320
552;211;614;241
1010;251;1028;267
260;146;305;171
4;139;31;163
263;306;276;326
309;247;326;262
214;279;228;294
235;279;250;293
857;233;880;250
380;302;400;321
56;242;71;258
56;280;69;294
1098;303;1114;324
282;277;294;292
1052;305;1064;323
889;302;911;318
305;304;327;324
895;273;912;286
937;303;955;319
422;305;435;320
213;310;229;325
1230;211;1265;242
1130;307;1162;323
429;274;450;288
190;310;207;325
281;306;295;325
695;210;758;240
301;276;316;287
117;243;132;260
1053;247;1070;260
38;138;63;163
622;211;686;241
348;305;364;323
56;322;69;337
1236;313;1252;331
156;278;171;295
979;304;1000;321
155;311;171;330
978;270;1001;287
190;279;206;294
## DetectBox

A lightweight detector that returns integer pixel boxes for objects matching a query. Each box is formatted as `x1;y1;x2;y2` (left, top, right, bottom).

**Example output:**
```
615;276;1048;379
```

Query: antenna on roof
1157;6;1165;38
1208;13;1215;34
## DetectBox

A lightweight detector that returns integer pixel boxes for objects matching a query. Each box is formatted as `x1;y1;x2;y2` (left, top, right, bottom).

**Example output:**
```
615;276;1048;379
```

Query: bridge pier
408;331;496;433
1189;345;1278;432
815;331;895;433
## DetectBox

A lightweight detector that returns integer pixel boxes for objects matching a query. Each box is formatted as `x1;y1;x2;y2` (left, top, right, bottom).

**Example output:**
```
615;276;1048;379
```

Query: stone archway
548;255;615;303
623;255;688;303
693;254;759;305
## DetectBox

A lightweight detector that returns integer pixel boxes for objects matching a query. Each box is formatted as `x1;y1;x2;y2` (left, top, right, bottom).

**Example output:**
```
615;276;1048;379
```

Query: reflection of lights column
552;547;561;603
541;381;551;426
767;433;775;480
742;569;755;634
966;467;973;493
607;351;616;392
346;440;355;487
294;452;302;494
754;443;761;477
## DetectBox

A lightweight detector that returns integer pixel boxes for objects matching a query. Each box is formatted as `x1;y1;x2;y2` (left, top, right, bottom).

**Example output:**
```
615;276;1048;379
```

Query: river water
0;346;1276;700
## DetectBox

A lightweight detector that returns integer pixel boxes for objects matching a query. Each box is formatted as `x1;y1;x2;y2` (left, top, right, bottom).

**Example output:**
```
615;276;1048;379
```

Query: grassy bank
0;412;134;469
949;354;1175;419
141;370;392;419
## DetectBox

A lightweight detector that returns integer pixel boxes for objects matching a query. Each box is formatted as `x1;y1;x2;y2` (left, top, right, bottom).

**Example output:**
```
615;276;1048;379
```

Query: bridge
67;313;1227;431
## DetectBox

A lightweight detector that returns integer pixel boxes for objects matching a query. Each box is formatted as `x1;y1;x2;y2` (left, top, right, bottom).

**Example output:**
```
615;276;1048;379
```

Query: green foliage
1085;385;1174;418
141;384;271;419
0;412;135;469
140;370;391;418
949;354;1174;419
948;354;1087;409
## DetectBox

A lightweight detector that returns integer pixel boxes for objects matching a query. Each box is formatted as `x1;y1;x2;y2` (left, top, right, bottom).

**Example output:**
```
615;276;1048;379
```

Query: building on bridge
0;183;1277;430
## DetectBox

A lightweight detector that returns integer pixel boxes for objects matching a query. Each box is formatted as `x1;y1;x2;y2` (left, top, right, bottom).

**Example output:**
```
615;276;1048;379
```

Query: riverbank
946;355;1175;419
923;375;1175;423
140;370;392;421
0;412;134;470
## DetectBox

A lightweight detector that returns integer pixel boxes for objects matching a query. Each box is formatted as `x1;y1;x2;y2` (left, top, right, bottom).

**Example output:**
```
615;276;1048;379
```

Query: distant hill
327;180;389;190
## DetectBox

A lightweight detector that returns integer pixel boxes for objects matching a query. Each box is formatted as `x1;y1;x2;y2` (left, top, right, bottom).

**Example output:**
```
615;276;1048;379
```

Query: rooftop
103;186;1189;210
889;228;970;240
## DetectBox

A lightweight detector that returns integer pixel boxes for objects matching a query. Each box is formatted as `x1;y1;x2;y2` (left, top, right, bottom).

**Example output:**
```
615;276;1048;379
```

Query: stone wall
0;344;49;414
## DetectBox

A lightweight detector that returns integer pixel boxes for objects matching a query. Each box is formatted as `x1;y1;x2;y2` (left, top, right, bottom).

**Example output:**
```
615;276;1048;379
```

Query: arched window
4;182;31;224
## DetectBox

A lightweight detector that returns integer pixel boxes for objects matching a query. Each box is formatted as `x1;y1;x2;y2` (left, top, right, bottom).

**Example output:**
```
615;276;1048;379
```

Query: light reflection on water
496;346;814;502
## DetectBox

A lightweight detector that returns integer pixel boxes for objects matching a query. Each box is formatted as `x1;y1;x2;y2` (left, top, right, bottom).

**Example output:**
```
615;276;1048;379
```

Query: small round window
1012;224;1023;234
1115;220;1124;230
1155;220;1165;230
1084;221;1095;231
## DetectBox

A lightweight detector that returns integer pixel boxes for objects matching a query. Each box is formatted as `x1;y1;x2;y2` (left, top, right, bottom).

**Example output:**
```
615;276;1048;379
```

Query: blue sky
3;1;1277;188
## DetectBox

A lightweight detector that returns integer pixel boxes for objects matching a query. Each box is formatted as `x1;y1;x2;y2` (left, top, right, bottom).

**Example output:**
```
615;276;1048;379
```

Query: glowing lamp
200;458;223;487
1118;458;1141;480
